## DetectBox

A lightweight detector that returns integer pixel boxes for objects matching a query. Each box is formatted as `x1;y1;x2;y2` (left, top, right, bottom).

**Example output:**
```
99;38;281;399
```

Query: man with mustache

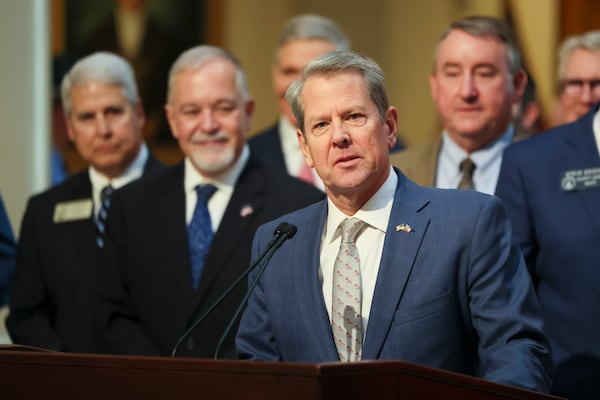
95;45;324;358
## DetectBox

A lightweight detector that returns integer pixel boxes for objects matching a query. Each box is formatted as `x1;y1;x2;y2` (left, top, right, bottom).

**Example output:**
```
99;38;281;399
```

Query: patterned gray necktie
458;158;476;190
332;217;366;362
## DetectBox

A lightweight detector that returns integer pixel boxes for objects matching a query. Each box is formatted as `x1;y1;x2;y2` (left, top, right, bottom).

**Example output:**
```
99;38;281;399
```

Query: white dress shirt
89;143;149;218
184;145;250;230
320;167;397;336
436;126;514;195
593;109;600;156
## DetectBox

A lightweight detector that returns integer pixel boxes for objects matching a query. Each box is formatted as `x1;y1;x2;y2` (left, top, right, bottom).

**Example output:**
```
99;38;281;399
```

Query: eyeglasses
560;79;600;98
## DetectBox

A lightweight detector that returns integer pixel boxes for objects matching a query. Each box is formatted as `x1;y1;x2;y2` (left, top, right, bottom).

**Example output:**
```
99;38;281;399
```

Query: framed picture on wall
54;0;219;170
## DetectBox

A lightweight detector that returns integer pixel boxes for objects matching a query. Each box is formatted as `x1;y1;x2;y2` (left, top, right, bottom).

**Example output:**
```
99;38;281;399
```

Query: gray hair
167;45;250;103
557;30;600;80
434;15;522;75
61;51;139;117
285;50;388;134
276;14;350;61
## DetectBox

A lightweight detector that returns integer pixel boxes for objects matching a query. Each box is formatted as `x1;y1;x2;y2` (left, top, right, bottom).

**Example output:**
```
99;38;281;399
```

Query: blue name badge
561;167;600;191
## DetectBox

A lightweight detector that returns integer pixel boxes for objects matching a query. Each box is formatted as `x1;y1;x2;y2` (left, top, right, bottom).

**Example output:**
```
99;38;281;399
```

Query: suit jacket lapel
293;203;341;360
150;164;193;303
363;172;431;359
68;174;100;269
194;158;266;303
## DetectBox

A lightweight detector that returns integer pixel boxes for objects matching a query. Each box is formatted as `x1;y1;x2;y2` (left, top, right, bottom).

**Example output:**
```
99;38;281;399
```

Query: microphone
213;222;297;359
170;222;296;358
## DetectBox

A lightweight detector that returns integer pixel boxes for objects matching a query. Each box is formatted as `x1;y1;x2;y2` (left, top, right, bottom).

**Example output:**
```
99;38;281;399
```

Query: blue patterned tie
96;185;114;249
188;184;217;290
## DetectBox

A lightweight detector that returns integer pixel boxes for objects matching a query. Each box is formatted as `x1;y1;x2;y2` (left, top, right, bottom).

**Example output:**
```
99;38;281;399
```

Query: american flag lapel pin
240;204;254;217
395;223;413;234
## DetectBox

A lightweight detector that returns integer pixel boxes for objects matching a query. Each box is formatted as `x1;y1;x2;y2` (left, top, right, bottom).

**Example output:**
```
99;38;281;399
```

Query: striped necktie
95;185;114;249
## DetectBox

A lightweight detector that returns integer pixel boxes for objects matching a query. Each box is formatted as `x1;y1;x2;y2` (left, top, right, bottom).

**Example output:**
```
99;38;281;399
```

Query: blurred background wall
3;0;600;235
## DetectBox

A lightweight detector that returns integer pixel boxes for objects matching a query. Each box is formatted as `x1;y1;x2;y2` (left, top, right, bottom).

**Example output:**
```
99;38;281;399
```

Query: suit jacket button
186;337;195;351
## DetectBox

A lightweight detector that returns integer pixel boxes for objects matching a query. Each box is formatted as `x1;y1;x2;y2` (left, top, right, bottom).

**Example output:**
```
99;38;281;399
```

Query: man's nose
201;110;219;132
95;115;110;136
460;74;478;99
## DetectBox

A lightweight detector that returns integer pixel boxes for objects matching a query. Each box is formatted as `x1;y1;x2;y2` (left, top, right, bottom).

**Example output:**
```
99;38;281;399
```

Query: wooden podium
0;345;562;399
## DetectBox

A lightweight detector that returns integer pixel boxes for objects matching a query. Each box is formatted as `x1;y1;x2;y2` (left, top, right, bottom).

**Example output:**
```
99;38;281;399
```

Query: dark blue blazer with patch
496;104;600;398
7;155;164;353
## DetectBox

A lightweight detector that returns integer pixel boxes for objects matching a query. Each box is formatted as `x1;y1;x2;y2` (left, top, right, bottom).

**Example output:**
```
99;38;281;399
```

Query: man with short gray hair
7;51;164;353
553;30;600;125
94;45;323;358
238;50;551;393
249;14;351;189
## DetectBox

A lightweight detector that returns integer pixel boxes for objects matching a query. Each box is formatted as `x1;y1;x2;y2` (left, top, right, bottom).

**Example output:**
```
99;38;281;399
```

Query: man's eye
77;113;94;122
182;108;199;116
442;68;460;78
347;113;367;125
476;69;496;79
215;105;236;114
311;121;329;136
106;107;124;116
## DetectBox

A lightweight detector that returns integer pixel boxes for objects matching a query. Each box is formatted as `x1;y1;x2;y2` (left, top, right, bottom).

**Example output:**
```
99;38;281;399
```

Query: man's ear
297;130;314;168
384;106;399;150
165;103;179;140
512;69;528;103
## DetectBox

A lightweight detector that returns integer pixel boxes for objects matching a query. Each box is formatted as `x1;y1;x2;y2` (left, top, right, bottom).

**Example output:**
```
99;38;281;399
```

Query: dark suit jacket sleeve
236;221;282;361
495;148;537;272
94;190;161;355
6;198;63;350
0;195;15;308
467;195;552;391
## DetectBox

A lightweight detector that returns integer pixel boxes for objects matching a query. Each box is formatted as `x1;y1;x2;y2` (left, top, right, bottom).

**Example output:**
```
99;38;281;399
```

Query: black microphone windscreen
273;222;289;235
283;224;297;238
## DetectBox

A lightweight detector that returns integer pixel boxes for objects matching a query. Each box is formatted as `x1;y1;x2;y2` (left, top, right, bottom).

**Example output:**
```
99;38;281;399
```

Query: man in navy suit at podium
237;50;552;393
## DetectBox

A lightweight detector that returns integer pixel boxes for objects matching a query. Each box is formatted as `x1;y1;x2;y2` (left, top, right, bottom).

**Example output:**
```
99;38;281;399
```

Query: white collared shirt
593;109;600;156
184;144;250;230
278;116;324;191
89;143;149;217
436;126;514;195
320;167;397;336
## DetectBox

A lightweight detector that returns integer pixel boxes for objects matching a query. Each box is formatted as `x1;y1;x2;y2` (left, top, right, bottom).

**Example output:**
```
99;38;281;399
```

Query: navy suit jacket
248;123;286;171
95;155;324;358
496;105;600;398
6;155;164;353
237;169;552;392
